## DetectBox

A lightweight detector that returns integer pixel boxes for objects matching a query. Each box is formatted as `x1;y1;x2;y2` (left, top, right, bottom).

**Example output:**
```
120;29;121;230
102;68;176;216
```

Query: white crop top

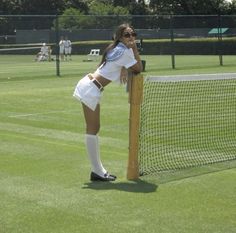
95;43;137;82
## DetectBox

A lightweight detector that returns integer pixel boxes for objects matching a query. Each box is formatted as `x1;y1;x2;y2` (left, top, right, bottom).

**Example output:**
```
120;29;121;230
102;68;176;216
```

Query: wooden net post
127;73;143;180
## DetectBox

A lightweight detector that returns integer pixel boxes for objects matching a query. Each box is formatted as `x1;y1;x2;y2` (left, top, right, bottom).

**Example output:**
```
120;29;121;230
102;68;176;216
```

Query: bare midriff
91;73;111;87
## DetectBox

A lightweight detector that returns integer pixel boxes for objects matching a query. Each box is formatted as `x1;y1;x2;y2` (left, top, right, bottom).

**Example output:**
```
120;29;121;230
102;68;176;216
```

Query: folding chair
87;49;100;61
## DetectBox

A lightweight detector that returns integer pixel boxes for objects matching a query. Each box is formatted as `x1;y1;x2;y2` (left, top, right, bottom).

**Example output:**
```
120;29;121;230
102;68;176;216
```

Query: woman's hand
120;67;128;84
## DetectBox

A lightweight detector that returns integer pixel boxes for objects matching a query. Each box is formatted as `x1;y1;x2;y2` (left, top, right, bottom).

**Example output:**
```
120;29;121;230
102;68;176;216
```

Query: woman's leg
82;103;106;177
82;103;100;135
82;103;116;181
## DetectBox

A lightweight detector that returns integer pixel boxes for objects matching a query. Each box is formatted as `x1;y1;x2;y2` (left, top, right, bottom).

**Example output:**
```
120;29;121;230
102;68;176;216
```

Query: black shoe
90;172;117;182
109;174;117;179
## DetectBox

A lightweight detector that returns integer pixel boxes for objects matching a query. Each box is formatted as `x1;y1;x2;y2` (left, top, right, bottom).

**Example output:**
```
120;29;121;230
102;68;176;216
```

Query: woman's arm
128;41;143;73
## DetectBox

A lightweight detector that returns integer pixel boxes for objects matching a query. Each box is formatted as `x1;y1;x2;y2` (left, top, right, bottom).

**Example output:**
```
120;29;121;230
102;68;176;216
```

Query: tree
113;0;149;15
147;0;235;15
63;0;89;13
0;0;89;15
88;1;129;29
0;0;91;33
88;1;129;15
58;2;130;30
57;7;93;29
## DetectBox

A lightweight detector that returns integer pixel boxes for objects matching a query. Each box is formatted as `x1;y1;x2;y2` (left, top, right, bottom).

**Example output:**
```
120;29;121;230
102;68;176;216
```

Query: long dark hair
98;23;134;67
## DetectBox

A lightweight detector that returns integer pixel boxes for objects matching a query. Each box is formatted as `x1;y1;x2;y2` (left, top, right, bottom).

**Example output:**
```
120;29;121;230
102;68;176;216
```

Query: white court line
8;109;79;118
147;73;236;82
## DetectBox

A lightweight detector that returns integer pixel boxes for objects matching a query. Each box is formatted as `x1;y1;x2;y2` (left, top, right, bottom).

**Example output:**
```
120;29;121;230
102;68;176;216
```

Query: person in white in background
59;36;65;61
35;43;49;61
64;36;72;61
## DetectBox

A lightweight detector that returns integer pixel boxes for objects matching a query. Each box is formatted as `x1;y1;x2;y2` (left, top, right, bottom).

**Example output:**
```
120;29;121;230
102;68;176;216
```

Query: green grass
0;55;236;233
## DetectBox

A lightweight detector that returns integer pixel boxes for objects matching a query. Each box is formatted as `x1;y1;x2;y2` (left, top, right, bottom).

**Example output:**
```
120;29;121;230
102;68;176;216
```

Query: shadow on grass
83;178;158;193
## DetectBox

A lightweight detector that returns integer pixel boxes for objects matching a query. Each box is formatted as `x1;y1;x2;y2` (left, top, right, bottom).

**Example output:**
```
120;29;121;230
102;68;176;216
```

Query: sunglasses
123;32;137;38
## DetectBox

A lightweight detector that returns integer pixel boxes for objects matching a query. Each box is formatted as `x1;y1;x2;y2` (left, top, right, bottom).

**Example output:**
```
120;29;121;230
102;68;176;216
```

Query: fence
0;14;236;75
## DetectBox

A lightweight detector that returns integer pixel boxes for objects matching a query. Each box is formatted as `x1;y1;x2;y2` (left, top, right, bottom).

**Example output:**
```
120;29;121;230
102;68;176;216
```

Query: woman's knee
86;124;100;135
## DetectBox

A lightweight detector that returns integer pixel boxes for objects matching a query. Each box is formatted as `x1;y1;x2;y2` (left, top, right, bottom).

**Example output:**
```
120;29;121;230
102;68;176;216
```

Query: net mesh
138;73;236;175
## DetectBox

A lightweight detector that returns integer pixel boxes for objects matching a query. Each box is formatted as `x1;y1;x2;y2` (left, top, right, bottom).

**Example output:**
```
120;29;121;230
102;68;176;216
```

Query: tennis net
138;73;236;175
0;44;52;60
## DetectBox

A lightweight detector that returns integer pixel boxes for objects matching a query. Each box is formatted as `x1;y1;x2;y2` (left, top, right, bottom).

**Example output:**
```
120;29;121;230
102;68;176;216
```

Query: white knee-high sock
85;134;107;176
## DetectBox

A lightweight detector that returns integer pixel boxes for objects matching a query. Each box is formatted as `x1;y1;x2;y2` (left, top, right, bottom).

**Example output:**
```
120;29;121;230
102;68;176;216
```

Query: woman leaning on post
73;23;143;181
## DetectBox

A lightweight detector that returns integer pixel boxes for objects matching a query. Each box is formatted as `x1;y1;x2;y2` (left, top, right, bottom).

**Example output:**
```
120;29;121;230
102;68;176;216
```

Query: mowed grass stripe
0;122;128;151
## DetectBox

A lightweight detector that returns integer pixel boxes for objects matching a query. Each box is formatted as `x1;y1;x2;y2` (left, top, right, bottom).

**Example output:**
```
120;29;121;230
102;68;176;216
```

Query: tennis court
0;55;236;233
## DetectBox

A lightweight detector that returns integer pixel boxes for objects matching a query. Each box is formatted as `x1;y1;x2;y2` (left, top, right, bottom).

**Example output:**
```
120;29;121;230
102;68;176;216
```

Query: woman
73;23;143;181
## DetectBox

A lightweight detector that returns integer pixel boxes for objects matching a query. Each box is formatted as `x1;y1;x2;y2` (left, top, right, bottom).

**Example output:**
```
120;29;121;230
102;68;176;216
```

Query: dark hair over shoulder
98;23;134;67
